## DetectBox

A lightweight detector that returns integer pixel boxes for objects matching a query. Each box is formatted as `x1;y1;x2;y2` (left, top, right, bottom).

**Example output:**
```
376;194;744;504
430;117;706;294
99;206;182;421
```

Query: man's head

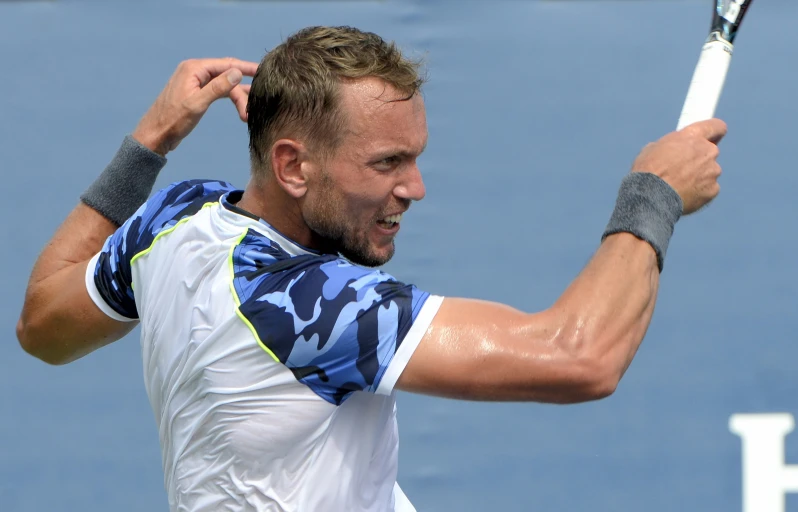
247;26;428;267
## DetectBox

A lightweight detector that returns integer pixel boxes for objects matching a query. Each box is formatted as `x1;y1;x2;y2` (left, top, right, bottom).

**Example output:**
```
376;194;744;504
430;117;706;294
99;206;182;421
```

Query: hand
631;118;728;215
132;57;258;156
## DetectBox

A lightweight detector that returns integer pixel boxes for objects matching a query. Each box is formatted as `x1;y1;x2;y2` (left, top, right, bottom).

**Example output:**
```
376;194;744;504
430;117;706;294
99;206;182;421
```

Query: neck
236;178;334;254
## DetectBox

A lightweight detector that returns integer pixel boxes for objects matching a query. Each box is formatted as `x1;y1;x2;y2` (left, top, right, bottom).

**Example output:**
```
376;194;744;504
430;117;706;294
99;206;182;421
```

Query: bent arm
18;135;167;364
17;57;257;365
17;204;136;364
397;233;659;404
16;135;165;364
396;165;695;403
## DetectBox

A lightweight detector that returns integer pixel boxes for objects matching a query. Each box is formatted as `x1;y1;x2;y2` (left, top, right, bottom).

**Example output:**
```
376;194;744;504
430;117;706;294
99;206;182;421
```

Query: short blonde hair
247;26;426;176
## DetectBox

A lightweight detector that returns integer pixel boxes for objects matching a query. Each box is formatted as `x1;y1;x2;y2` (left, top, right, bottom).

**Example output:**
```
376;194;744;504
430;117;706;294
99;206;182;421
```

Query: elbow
16;316;70;366
555;335;624;404
557;356;620;404
576;360;620;402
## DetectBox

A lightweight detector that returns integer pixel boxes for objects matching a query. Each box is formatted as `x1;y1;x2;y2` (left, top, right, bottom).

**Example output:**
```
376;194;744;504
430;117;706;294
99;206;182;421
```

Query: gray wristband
80;135;167;226
601;172;683;272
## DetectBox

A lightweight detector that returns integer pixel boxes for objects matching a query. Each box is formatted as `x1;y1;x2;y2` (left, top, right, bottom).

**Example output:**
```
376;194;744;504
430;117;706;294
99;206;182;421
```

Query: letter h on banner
730;414;798;512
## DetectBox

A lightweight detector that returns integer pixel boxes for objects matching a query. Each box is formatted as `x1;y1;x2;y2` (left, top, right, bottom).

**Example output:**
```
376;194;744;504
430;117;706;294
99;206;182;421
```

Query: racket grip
676;39;733;130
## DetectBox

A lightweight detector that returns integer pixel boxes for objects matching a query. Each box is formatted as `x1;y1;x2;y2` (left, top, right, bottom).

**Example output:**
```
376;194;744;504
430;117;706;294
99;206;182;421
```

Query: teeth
381;214;403;225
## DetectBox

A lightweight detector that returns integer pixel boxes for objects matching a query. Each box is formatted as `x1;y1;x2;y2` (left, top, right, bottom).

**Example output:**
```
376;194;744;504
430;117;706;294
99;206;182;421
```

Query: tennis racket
676;0;755;130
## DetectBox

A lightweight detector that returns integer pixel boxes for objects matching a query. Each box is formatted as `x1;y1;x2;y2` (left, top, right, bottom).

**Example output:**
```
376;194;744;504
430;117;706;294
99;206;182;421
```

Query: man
17;26;726;512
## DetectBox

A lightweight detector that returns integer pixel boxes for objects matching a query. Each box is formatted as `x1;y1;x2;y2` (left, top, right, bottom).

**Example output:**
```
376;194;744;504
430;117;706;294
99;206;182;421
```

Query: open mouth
376;213;403;230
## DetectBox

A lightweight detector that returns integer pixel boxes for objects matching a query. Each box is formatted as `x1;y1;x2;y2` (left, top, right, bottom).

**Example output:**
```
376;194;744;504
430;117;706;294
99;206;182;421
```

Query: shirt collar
219;191;321;257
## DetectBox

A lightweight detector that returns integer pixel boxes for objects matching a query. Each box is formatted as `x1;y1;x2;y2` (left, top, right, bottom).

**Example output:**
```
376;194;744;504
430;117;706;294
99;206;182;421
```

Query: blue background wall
1;1;796;511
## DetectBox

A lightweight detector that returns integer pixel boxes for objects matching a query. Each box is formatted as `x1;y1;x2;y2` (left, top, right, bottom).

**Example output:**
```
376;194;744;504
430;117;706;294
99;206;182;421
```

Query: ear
270;139;312;198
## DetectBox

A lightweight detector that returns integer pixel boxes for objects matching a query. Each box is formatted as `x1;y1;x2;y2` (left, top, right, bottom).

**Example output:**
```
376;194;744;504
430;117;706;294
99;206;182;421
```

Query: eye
373;155;402;171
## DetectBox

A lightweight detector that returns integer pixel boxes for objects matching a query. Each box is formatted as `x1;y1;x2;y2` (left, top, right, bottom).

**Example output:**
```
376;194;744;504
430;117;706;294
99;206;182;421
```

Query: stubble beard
304;173;395;268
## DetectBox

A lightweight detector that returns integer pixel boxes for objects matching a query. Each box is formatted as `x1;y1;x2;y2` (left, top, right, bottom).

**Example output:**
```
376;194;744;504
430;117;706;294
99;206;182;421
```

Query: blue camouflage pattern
94;179;236;319
93;178;432;405
232;231;431;406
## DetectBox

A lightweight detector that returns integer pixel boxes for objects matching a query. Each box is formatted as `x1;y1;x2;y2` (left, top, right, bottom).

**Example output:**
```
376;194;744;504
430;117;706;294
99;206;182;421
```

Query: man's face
302;78;428;267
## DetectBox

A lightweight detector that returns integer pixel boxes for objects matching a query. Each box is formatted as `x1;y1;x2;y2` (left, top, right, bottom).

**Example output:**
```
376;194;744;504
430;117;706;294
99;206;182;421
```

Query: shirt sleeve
85;210;146;322
85;248;138;322
235;255;443;405
375;293;443;395
85;179;236;322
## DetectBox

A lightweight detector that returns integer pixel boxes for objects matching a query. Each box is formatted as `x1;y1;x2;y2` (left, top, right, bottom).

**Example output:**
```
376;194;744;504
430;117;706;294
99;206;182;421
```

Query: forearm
19;259;136;365
549;171;682;386
552;232;659;383
20;205;120;359
401;124;724;403
19;136;165;362
27;204;117;288
27;135;165;288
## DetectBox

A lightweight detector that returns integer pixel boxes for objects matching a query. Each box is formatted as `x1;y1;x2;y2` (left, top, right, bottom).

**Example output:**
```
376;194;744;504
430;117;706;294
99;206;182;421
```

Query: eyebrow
383;140;428;160
372;148;425;164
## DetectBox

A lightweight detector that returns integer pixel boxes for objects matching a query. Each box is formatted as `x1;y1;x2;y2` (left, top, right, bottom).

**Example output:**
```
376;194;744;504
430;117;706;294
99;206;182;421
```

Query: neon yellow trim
228;230;280;363
129;202;217;291
228;231;247;307
130;202;217;267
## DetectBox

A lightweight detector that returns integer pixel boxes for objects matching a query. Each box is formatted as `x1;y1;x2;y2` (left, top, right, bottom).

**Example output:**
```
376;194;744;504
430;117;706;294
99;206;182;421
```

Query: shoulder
232;247;426;322
89;179;239;319
231;247;432;404
134;179;236;230
118;179;237;255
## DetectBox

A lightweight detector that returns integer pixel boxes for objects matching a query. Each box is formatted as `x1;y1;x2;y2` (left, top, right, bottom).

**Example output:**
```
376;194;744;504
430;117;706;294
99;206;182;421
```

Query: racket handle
676;38;733;130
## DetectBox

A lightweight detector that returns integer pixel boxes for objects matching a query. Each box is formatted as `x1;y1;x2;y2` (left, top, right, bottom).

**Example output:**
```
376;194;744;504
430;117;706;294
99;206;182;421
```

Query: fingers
166;55;257;129
187;68;243;115
179;58;256;119
132;57;258;157
229;84;250;122
183;58;259;87
680;118;728;144
197;57;259;78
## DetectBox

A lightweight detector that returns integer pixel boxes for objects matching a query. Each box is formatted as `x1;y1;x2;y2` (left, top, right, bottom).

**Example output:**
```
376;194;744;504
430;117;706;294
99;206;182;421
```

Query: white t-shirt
85;179;443;512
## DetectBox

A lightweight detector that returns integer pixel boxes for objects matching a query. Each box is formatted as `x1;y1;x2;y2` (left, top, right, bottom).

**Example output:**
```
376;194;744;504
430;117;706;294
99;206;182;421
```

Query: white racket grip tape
676;39;733;130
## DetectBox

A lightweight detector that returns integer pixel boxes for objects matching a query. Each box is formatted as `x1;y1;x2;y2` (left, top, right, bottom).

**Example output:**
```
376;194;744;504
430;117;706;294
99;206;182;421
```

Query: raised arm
17;58;257;365
397;119;727;403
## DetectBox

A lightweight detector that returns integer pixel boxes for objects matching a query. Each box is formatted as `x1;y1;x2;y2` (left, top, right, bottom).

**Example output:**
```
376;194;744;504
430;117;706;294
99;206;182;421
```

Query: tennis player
17;26;726;512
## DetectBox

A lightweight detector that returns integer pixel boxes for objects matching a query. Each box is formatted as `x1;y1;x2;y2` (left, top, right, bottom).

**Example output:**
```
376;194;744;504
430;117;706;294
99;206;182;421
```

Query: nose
395;163;426;202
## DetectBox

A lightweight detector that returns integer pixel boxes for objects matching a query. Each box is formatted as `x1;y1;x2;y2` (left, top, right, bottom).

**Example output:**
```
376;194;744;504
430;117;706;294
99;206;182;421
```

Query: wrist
80;135;167;226
601;172;683;272
131;127;170;157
